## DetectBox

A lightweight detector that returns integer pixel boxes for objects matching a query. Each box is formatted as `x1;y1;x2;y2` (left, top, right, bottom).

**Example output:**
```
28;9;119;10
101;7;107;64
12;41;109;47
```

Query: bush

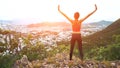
0;55;19;68
85;35;120;60
104;43;120;60
19;44;48;61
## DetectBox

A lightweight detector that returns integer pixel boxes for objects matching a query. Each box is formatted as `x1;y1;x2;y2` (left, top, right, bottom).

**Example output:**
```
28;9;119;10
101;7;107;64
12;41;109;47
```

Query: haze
0;0;120;24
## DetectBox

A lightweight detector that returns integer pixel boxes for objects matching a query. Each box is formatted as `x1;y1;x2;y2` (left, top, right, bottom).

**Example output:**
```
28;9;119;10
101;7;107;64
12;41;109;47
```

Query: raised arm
58;5;72;23
81;4;97;22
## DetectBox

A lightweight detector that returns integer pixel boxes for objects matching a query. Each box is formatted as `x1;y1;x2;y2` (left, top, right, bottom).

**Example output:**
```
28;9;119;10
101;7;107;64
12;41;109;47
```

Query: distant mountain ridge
27;20;113;28
88;20;112;26
83;18;120;46
27;22;71;28
0;19;113;27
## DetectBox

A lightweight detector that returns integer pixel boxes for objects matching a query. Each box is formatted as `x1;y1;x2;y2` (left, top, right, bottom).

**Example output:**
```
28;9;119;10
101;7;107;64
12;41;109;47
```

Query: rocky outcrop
14;53;120;68
13;55;33;68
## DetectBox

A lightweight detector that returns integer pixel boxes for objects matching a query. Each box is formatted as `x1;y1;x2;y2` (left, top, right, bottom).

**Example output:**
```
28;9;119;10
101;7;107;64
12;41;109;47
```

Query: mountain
82;20;113;29
88;20;112;26
27;20;112;28
83;18;120;46
27;22;71;28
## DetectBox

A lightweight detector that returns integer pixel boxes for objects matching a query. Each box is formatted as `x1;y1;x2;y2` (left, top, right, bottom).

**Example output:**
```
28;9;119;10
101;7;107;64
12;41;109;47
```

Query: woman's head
74;12;80;20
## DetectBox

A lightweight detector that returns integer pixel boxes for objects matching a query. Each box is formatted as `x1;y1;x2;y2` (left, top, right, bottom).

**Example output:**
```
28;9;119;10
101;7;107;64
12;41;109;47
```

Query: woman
58;4;97;61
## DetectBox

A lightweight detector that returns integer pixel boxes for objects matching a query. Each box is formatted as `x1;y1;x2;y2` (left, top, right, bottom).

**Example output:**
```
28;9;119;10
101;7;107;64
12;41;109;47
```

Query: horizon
0;19;115;25
0;0;120;25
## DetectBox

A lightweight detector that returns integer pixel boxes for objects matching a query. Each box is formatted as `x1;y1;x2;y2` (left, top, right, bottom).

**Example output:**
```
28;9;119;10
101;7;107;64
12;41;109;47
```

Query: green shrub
0;55;19;68
85;35;120;61
19;44;48;61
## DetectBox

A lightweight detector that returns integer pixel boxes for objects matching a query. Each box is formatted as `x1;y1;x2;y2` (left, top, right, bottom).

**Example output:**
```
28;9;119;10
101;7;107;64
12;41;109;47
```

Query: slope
83;18;120;46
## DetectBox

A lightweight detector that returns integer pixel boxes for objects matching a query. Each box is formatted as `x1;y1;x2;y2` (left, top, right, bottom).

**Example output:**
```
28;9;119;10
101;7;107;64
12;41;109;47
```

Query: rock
98;63;106;68
13;53;120;68
13;55;33;68
110;60;120;68
111;62;116;68
84;60;95;68
116;60;120;68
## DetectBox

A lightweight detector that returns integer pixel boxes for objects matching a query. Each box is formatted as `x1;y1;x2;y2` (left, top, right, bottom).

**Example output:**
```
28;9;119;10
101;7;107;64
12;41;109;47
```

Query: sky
0;0;120;24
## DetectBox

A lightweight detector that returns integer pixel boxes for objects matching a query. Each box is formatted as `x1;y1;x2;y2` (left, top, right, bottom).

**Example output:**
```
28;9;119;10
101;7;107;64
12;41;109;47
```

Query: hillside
83;18;120;46
0;19;120;68
27;20;112;28
27;22;71;28
87;20;112;26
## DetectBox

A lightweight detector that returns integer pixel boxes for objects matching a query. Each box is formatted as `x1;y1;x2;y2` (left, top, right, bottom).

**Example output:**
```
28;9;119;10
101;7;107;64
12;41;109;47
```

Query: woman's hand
58;5;60;11
95;4;97;10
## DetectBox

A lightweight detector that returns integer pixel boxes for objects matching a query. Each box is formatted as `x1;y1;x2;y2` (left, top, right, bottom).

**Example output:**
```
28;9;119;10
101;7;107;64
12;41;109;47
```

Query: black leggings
70;34;83;60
